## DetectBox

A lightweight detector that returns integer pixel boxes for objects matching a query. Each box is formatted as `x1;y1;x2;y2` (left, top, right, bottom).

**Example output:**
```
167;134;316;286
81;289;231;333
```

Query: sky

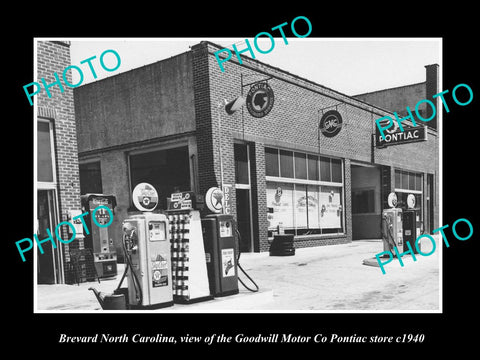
69;38;441;96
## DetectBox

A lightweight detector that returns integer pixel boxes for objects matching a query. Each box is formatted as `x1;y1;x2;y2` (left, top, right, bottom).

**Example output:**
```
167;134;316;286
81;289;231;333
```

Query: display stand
168;192;213;304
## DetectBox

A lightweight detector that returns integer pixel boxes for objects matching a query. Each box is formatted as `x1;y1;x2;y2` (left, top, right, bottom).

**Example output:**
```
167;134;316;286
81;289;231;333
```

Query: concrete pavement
36;237;440;312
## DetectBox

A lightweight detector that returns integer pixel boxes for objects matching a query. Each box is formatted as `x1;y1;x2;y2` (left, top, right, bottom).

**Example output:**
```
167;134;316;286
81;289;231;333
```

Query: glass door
37;189;63;284
234;142;254;252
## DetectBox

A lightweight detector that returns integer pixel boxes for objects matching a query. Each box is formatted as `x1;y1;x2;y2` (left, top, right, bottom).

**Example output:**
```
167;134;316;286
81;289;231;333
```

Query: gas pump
402;193;420;253
201;186;258;297
122;183;173;309
382;208;403;252
80;194;117;278
381;193;403;253
202;214;239;297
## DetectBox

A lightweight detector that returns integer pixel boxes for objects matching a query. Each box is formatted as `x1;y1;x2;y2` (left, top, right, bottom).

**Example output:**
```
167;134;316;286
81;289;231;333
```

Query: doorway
351;164;381;239
234;142;254;252
37;189;63;284
236;189;252;252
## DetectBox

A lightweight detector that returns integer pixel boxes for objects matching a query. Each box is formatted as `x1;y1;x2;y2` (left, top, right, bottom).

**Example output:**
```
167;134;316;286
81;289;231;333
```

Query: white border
33;37;443;314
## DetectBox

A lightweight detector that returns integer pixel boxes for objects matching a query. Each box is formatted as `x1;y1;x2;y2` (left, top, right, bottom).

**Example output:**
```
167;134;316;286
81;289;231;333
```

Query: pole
217;100;225;189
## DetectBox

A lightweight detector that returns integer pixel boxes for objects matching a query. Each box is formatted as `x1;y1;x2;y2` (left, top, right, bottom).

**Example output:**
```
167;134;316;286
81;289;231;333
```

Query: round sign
319;110;343;137
205;187;224;213
93;206;112;226
407;194;416;209
246;82;274;118
387;192;397;208
132;182;159;212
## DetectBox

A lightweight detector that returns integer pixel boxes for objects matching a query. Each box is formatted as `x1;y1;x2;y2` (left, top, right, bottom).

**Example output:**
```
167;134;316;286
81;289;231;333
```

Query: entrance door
37;190;62;284
351;164;381;239
427;173;434;233
234;143;254;252
236;189;252;252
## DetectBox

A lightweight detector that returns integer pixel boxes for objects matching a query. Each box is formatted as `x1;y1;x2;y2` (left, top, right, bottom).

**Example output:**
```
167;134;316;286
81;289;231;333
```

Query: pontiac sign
246;82;274;118
376;126;427;148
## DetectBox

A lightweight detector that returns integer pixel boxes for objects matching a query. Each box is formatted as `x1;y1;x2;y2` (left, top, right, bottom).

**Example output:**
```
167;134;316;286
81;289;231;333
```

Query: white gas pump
382;192;403;253
122;183;173;309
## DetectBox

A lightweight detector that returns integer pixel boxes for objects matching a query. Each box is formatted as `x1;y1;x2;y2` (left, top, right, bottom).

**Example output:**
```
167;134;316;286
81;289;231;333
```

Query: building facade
74;41;439;255
37;41;83;284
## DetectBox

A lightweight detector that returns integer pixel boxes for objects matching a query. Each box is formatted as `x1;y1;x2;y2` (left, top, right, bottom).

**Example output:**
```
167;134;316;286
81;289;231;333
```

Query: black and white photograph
8;8;479;353
33;37;443;313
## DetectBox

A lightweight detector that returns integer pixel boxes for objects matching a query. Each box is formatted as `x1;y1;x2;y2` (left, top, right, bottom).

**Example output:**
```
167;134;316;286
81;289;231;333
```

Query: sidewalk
36;237;440;312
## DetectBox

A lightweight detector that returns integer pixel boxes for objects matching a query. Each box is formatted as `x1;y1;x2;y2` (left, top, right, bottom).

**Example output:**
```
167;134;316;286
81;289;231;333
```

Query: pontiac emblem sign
319;110;343;137
375;125;427;148
246;82;274;118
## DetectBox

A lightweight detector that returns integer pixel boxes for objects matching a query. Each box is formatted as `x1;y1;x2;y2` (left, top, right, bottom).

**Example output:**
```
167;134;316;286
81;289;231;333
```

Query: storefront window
332;158;342;183
265;147;344;237
279;150;294;178
294;152;307;180
320;156;330;182
395;169;423;222
265;148;279;177
266;182;294;229
307;155;319;181
294;184;308;229
319;186;343;232
38;120;54;183
395;170;423;193
234;143;249;185
129;146;190;209
307;185;320;229
401;171;408;190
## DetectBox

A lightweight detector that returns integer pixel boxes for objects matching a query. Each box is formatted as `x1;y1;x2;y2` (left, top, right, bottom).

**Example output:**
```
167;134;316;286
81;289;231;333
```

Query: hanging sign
376;125;427;148
246;82;274;118
205;187;224;213
132;182;159;212
319;110;343;137
222;184;232;215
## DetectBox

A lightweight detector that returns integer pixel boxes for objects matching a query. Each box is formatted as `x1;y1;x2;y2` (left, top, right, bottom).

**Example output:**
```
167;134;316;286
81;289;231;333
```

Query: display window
266;147;344;237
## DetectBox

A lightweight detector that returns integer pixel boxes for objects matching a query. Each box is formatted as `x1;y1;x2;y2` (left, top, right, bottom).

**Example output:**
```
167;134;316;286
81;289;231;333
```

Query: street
239;238;439;311
36;238;440;312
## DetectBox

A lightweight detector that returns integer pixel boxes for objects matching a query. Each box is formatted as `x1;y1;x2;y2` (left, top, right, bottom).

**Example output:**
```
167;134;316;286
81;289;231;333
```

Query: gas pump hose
235;227;259;293
120;233;143;305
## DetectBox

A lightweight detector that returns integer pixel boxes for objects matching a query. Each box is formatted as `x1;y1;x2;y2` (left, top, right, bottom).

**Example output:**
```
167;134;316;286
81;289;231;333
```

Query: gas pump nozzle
122;223;137;253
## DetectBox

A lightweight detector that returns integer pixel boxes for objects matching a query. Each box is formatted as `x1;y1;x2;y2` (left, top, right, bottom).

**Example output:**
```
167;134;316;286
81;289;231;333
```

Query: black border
8;5;478;354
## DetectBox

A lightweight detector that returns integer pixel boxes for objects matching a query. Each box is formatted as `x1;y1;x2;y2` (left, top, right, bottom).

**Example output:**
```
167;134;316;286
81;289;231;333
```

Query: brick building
37;41;83;283
74;41;439;255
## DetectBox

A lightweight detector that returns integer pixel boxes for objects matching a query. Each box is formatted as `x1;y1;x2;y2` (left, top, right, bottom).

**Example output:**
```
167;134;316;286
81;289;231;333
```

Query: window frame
265;146;345;238
127;141;191;210
37;118;57;189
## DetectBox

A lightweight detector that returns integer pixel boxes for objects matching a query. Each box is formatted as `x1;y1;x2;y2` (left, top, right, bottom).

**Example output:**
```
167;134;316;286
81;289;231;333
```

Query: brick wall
191;43;218;198
37;41;81;283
